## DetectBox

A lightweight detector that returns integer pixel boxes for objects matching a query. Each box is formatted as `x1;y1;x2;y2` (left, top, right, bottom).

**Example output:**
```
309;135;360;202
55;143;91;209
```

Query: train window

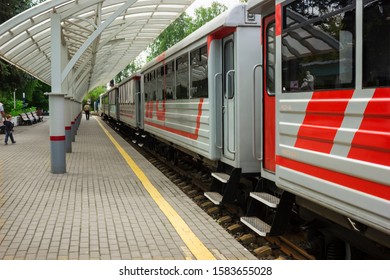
150;70;156;101
282;0;355;92
166;61;175;100
266;22;275;95
119;86;124;104
144;72;149;101
145;70;156;101
128;80;134;104
157;66;164;101
176;54;189;99
224;39;235;99
363;0;390;87
190;45;208;98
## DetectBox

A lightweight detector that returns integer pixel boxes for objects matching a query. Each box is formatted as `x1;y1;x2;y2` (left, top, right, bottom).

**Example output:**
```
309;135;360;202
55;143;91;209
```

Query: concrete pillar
49;94;66;173
65;97;72;153
71;98;76;142
50;12;66;174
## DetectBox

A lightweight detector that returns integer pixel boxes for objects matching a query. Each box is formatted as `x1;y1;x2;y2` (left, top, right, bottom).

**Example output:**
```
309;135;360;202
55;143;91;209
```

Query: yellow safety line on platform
96;118;216;260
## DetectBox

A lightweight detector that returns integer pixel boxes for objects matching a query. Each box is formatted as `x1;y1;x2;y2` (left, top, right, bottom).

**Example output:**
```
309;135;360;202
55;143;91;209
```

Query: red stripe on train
275;3;282;36
145;98;204;140
276;156;390;200
294;90;354;153
207;27;236;54
348;88;390;166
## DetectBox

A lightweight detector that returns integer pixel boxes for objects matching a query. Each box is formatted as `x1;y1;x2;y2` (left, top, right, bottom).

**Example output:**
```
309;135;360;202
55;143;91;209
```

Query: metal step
211;172;230;183
204;192;223;205
250;192;280;208
138;143;144;147
141;134;147;138
135;132;140;136
240;216;271;237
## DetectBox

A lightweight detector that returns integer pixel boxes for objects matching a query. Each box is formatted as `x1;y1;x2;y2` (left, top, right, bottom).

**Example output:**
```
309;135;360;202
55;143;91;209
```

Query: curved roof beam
0;0;194;100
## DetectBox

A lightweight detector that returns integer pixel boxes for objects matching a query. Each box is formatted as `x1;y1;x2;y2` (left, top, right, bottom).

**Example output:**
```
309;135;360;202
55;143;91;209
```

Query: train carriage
140;4;263;173
245;0;390;258
100;86;118;121
117;74;142;129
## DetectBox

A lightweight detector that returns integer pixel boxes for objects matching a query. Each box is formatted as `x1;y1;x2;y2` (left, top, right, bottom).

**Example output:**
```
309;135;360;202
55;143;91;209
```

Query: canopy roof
0;0;194;101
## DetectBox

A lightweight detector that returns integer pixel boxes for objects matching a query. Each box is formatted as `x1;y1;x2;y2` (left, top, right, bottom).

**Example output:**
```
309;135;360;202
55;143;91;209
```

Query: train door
222;34;236;160
263;15;276;172
135;79;142;128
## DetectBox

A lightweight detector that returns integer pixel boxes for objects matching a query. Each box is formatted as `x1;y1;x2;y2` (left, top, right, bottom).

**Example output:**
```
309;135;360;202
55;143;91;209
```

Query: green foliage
191;2;227;31
1;99;37;117
147;13;193;61
115;1;228;82
83;86;106;110
0;0;33;23
147;2;227;61
0;0;49;113
115;61;141;84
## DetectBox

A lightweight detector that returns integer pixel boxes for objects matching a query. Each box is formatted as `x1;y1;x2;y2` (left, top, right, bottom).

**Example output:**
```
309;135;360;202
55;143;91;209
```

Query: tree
191;2;227;31
114;2;227;82
147;2;227;61
147;13;193;61
83;86;106;110
0;0;50;112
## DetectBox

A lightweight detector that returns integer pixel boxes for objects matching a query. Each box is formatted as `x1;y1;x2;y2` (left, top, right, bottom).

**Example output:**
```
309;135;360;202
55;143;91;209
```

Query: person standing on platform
4;114;16;145
0;102;5;136
0;101;5;122
84;103;90;120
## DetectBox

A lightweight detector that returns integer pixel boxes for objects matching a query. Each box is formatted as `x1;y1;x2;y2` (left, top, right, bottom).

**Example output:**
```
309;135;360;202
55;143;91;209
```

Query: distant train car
139;4;262;174
100;86;117;120
117;74;141;129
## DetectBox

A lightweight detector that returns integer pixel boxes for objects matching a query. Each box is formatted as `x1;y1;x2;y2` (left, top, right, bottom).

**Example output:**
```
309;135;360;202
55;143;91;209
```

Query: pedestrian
0;101;4;120
0;101;5;134
4;114;16;145
84;103;90;120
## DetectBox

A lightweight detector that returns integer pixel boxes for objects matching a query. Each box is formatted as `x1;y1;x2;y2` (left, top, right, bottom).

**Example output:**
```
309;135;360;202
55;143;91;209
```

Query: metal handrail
135;91;141;126
214;73;223;149
225;69;236;154
252;64;263;161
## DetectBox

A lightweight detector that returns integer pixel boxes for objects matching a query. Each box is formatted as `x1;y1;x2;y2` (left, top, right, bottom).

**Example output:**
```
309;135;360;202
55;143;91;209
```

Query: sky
186;0;241;15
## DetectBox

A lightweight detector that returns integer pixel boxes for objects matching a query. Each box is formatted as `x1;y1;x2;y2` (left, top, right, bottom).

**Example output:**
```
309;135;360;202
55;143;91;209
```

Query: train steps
241;179;294;236
204;168;241;206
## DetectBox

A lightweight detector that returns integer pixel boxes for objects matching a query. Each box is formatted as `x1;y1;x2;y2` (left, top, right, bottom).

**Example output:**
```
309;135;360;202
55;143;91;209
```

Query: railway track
110;121;315;260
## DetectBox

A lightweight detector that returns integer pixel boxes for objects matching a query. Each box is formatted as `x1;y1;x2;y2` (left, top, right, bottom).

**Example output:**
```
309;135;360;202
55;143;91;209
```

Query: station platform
0;115;256;260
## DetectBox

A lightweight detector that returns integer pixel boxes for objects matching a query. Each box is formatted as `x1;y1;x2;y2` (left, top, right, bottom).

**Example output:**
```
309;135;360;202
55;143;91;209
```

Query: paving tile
0;116;256;260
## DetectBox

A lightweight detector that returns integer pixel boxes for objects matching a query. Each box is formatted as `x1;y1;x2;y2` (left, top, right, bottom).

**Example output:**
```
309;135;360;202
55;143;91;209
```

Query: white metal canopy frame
0;0;194;101
0;0;195;173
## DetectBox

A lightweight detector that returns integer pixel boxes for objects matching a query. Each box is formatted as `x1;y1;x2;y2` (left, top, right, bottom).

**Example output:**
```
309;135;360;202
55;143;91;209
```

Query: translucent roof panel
0;0;194;100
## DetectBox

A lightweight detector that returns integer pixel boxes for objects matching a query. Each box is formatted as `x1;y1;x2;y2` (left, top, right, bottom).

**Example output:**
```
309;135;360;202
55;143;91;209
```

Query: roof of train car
140;3;261;72
0;0;195;102
247;0;274;14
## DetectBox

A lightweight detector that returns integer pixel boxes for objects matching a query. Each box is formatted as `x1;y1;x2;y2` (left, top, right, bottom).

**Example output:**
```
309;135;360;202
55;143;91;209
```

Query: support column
71;98;76;142
76;100;81;132
49;94;66;173
50;12;66;174
65;97;72;153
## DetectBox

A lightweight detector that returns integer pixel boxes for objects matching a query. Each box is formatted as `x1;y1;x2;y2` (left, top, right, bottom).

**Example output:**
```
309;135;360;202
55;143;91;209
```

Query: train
100;0;390;259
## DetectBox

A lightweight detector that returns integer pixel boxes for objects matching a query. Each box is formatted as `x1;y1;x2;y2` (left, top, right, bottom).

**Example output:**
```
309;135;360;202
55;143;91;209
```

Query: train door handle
252;64;263;161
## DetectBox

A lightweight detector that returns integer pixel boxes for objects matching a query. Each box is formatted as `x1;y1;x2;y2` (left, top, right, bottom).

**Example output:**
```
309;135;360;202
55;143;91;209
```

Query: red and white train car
139;5;262;174
102;0;389;258
244;0;389;258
